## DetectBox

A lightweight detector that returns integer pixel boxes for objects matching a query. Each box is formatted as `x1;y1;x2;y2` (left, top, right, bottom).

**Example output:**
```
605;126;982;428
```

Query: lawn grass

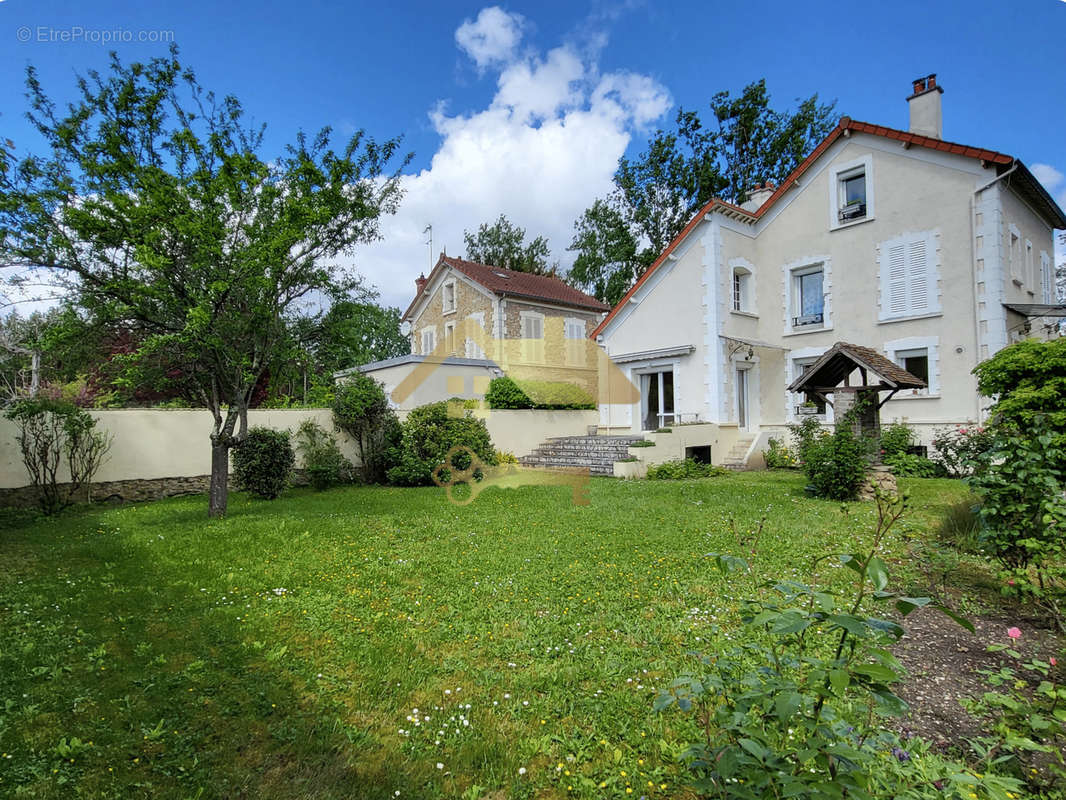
0;472;972;799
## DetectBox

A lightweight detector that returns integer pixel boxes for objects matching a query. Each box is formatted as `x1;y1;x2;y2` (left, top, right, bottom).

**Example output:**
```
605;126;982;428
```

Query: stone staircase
519;435;645;476
722;435;756;470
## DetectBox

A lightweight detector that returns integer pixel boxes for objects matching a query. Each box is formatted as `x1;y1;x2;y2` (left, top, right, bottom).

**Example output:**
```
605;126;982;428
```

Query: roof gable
592;117;1066;338
405;256;609;322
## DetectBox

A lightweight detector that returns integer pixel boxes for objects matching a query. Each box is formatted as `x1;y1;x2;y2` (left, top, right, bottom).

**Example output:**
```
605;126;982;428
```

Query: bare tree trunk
208;434;230;518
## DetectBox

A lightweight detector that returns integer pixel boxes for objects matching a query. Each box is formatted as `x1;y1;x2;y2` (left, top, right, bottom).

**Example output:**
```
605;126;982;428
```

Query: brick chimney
739;182;776;213
907;73;943;140
415;273;427;295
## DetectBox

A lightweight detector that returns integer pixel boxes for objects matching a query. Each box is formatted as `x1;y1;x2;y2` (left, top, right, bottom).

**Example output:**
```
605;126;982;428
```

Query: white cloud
1032;161;1066;214
455;7;526;69
347;9;671;311
1031;162;1064;191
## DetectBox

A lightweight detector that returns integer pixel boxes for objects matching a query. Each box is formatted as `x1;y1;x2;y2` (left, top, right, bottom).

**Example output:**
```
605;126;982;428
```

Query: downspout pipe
970;161;1019;422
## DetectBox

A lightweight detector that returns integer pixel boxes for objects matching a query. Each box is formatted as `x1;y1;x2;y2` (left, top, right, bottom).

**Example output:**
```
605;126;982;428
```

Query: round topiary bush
231;427;294;499
386;400;496;486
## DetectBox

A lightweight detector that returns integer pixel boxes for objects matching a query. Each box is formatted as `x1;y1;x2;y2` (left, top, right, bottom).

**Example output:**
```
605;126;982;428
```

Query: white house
593;75;1065;465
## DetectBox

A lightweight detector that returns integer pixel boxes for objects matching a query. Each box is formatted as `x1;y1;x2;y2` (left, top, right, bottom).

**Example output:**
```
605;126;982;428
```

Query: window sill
783;325;833;337
886;392;940;400
830;214;875;232
876;312;943;324
730;310;759;319
442;308;457;316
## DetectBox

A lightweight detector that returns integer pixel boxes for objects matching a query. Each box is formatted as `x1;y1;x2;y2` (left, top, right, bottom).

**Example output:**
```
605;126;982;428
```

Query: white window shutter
907;236;929;312
1042;252;1053;304
887;243;907;316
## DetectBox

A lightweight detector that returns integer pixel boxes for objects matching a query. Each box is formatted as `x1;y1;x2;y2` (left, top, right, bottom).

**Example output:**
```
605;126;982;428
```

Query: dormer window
829;155;874;229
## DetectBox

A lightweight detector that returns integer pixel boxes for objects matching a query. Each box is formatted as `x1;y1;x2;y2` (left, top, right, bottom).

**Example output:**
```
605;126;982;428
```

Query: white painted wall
599;131;1061;443
0;407;599;489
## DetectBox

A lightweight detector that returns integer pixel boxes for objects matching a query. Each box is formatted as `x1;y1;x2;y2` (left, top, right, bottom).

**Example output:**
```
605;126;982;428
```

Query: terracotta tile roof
786;342;927;392
591;117;1063;338
442;256;610;312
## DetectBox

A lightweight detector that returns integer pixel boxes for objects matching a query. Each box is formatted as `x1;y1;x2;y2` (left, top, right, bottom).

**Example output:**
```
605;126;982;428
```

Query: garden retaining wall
0;407;599;507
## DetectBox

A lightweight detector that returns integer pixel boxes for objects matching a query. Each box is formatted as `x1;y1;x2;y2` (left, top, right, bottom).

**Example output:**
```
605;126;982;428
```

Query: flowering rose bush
931;424;995;477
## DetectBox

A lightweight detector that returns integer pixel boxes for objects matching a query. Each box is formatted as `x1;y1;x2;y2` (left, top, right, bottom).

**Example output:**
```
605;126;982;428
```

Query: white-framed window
791;266;825;327
793;357;827;416
1025;240;1034;293
877;231;940;321
885;337;939;396
442;280;457;314
520;311;544;363
464;313;486;359
1009;226;1022;284
564;317;586;366
732;266;752;312
444;321;456;354
464;338;485;359
420;327;436;355
828;155;874;229
1041;251;1054;304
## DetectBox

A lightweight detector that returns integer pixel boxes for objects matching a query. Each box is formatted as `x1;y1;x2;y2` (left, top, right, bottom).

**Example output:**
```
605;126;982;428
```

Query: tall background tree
568;79;836;305
463;214;553;274
0;47;409;516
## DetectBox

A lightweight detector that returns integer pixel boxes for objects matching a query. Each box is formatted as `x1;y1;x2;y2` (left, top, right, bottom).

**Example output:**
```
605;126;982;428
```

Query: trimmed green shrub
484;376;595;410
763;436;798;469
483;376;532;409
333;375;399;482
883;452;946;478
879;422;914;458
786;416;823;465
294;419;353;491
231;427;294;499
4;397;112;514
630;440;655;447
803;423;871;501
386;400;496;487
646;458;727;480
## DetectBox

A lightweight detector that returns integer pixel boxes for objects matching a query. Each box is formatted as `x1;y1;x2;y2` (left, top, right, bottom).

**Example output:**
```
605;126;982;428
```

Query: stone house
593;75;1065;465
398;255;609;400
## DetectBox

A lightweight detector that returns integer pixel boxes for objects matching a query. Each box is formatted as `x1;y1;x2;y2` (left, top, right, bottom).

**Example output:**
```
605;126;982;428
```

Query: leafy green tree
0;47;408;516
463;214;552;274
570;80;836;303
973;337;1066;457
300;299;409;374
566;198;640;305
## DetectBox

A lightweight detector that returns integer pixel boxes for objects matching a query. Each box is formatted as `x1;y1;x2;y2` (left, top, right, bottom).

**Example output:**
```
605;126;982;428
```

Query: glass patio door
640;370;674;430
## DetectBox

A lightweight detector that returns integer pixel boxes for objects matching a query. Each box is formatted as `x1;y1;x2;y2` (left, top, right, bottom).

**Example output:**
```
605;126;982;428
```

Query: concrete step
518;434;646;476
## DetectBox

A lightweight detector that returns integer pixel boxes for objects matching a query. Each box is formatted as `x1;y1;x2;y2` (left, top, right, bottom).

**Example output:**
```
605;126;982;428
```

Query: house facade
399;255;610;401
593;76;1065;458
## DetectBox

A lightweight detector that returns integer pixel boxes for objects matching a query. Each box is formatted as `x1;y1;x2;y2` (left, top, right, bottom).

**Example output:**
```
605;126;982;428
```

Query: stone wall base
858;465;898;501
0;472;314;510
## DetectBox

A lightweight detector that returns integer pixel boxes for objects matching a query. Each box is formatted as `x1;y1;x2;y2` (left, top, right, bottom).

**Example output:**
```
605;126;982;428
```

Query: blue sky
2;0;1065;310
